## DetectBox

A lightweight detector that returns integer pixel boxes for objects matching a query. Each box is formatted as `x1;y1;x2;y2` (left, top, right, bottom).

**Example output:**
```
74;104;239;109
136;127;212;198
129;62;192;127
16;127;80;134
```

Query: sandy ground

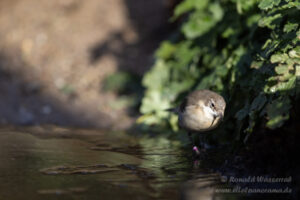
0;0;173;129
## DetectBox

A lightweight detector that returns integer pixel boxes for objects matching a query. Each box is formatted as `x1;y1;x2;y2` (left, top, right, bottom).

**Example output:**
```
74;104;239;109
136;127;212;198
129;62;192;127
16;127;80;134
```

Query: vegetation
138;0;300;143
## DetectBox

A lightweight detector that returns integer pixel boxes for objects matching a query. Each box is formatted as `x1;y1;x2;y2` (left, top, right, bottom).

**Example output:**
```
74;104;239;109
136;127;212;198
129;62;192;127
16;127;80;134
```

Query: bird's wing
165;97;191;114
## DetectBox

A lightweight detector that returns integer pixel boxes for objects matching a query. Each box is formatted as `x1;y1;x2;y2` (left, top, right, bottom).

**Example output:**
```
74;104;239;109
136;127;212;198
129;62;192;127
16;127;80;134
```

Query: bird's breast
179;106;219;132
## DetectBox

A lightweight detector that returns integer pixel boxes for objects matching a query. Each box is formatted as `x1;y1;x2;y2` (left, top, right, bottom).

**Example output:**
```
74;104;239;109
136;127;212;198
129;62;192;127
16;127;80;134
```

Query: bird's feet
192;146;200;155
192;146;207;159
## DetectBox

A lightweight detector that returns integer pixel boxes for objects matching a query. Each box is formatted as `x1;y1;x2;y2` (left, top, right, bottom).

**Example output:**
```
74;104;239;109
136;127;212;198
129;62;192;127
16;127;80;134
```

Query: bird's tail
164;107;179;114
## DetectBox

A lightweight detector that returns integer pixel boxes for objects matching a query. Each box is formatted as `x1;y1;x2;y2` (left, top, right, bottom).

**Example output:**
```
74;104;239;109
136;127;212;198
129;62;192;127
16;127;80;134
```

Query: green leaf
279;76;296;91
284;22;298;33
266;76;296;93
169;114;179;132
266;97;291;129
182;3;223;39
258;13;282;29
137;113;162;125
209;2;224;21
142;60;169;90
288;47;300;58
173;0;194;17
222;27;235;38
270;53;289;63
282;1;300;9
174;0;208;18
140;90;171;114
275;64;289;75
247;14;261;27
237;0;260;13
155;41;176;59
182;13;215;39
258;0;281;10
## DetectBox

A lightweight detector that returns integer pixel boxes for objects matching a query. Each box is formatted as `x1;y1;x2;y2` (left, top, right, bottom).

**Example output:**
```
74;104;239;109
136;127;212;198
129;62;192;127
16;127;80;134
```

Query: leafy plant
138;0;300;141
103;71;143;110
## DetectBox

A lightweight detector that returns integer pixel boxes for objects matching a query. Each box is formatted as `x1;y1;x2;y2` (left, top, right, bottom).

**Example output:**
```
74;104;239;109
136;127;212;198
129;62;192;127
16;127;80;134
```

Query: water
0;125;233;200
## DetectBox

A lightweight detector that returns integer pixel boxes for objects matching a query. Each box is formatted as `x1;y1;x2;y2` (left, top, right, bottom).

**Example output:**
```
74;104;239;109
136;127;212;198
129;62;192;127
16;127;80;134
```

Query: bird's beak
213;112;224;121
217;112;224;121
210;112;224;128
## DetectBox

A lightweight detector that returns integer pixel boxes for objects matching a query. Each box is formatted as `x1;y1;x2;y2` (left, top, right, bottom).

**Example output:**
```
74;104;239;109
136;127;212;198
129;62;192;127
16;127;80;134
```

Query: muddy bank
0;0;172;129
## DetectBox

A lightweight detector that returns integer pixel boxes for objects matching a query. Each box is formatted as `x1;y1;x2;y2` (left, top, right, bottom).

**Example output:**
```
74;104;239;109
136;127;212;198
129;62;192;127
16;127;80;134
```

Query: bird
169;90;226;155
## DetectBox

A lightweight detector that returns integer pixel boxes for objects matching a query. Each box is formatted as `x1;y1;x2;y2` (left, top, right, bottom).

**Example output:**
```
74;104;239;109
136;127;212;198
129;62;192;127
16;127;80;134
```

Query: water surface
0;126;229;200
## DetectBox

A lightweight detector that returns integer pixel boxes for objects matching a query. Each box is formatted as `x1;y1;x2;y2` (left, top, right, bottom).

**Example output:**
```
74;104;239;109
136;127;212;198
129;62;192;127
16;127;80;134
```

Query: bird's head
203;93;226;128
178;90;226;132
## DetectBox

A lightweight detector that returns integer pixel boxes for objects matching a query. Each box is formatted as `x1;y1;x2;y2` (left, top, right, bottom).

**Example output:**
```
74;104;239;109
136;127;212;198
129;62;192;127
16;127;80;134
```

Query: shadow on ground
89;0;173;74
0;51;109;127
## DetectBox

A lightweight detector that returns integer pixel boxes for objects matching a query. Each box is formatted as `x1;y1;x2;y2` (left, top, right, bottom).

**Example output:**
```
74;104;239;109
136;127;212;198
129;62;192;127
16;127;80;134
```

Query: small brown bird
173;90;226;155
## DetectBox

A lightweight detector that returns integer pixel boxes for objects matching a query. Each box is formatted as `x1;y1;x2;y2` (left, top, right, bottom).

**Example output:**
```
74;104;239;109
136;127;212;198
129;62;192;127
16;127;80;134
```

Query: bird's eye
210;102;215;108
